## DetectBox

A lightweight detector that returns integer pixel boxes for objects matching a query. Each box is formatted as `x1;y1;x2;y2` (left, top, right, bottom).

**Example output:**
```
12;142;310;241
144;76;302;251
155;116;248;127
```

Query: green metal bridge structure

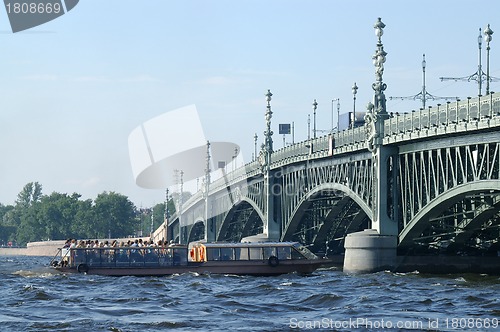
153;19;500;272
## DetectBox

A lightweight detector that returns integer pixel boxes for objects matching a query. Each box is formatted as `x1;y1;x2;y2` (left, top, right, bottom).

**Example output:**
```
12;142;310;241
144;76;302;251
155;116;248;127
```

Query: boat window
291;249;305;260
220;247;234;261
172;248;187;266
206;247;220;261
249;247;263;260
263;247;276;259
292;243;319;260
277;246;292;260
234;247;249;260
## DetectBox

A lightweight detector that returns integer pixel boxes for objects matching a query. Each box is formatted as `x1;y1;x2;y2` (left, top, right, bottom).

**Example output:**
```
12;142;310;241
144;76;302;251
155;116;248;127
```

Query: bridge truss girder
398;138;500;253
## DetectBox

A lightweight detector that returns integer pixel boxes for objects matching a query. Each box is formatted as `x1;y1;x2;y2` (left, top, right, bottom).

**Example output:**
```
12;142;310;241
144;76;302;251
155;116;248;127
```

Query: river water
1;256;499;331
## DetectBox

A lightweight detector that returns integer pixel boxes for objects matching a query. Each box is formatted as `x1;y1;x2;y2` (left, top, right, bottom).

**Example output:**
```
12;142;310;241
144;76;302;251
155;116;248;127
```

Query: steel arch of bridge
397;137;500;250
216;196;265;242
204;155;376;248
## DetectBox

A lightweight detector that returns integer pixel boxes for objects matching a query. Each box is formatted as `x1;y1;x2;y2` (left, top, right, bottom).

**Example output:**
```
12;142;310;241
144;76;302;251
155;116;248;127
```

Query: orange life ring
190;248;195;259
199;247;204;261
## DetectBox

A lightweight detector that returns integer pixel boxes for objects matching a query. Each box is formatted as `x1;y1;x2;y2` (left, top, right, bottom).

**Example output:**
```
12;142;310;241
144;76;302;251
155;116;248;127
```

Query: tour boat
50;241;328;276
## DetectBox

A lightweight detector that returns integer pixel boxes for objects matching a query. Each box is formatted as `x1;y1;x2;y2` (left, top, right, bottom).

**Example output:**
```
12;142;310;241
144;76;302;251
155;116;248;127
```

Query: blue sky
0;0;499;207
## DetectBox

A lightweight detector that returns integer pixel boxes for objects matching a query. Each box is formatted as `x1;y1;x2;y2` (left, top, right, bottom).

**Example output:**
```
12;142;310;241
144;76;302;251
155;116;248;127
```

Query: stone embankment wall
0;238;152;257
0;240;65;257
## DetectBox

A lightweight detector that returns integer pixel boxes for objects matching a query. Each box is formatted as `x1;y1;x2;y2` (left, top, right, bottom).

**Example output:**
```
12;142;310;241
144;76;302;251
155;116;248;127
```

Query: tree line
0;182;179;246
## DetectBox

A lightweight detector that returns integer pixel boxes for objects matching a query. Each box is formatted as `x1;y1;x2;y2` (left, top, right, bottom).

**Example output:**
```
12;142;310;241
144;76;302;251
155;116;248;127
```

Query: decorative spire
255;90;273;172
204;140;211;198
260;90;274;172
372;17;387;115
365;18;389;153
312;99;318;138
264;89;273;154
164;188;169;220
484;24;494;95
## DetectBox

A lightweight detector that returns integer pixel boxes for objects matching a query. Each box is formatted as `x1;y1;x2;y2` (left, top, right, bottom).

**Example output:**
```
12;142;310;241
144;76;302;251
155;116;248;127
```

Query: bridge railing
271;126;368;167
383;92;500;137
183;127;369;210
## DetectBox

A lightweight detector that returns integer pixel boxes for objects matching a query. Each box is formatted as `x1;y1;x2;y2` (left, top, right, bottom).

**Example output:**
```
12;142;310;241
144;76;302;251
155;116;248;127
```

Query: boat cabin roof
189;241;303;248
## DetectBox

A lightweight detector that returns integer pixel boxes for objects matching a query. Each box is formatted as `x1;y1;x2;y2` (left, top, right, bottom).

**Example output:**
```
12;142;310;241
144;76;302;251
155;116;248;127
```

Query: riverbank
0;240;65;257
0;238;151;257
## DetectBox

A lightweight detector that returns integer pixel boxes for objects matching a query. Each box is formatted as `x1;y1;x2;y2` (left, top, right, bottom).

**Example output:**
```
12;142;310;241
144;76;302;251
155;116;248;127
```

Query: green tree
16;204;42;244
151;198;176;232
151;203;166;234
93;191;136;238
14;182;44;244
7;182;143;244
70;198;96;239
0;204;16;245
35;192;85;241
16;182;42;208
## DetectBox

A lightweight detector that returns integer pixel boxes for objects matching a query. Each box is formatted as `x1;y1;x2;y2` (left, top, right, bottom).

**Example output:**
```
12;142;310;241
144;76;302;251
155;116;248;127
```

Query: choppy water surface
1;256;499;331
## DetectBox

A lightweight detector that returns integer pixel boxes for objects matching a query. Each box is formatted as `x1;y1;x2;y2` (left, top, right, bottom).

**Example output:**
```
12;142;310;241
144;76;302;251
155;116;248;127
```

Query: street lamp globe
374;17;385;39
484;24;493;43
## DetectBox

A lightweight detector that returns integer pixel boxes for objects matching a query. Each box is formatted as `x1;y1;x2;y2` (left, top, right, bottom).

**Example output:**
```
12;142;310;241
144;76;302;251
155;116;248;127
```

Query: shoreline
0;238;152;257
0;240;65;257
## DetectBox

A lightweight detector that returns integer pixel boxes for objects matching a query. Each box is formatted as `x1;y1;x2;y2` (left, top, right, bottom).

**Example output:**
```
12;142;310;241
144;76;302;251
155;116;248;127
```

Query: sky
1;0;499;208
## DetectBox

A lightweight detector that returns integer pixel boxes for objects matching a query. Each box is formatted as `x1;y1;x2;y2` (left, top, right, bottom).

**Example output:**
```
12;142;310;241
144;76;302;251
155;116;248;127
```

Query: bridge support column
343;229;396;273
344;18;397;273
343;147;398;273
205;218;215;242
263;172;280;241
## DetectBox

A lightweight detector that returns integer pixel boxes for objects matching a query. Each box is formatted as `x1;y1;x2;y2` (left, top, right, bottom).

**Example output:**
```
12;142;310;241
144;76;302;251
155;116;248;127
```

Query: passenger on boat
62;239;71;248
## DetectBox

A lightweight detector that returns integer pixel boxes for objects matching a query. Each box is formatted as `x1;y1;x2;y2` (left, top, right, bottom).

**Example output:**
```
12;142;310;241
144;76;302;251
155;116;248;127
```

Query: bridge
160;92;500;251
149;19;500;272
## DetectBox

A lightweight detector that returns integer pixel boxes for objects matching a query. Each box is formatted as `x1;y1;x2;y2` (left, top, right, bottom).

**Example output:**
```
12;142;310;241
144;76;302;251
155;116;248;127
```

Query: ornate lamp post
164;188;170;242
253;133;258;162
352;82;358;128
203;141;213;241
176;170;185;243
484;24;494;95
344;17;397;274
312;99;318;139
307;114;311;140
332;98;340;132
258;89;278;240
264;90;273;157
364;17;394;233
478;28;483;96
